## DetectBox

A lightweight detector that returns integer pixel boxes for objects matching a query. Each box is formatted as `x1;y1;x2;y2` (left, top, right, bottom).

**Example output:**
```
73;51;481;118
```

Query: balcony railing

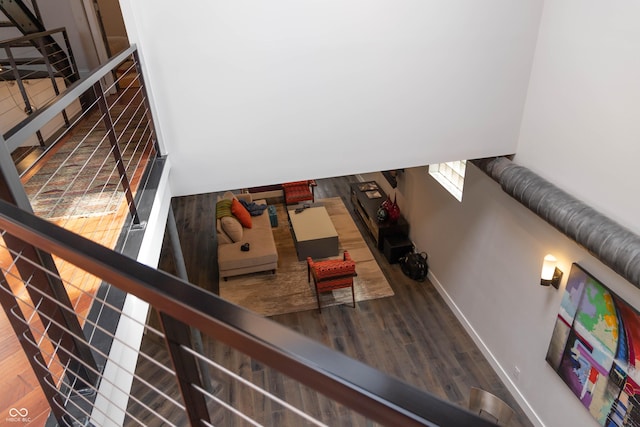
0;44;495;426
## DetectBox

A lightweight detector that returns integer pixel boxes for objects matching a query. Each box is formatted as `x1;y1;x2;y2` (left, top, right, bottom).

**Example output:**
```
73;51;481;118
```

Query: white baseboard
427;270;545;427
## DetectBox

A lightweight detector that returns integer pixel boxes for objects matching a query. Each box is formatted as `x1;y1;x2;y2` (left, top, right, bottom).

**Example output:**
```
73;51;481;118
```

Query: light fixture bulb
541;254;557;281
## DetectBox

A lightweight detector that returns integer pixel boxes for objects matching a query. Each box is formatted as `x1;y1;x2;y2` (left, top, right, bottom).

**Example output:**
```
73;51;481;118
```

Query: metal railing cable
10;45;157;253
184;346;329;427
0;43;495;426
0;198;496;427
4;45;136;149
0;253;185;426
1;28;78;138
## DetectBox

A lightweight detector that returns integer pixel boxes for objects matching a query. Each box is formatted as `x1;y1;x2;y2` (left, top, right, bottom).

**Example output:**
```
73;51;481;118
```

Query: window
428;160;466;202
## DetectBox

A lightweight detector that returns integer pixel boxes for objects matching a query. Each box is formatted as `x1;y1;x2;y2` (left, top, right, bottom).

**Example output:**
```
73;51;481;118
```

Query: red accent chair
307;251;357;312
282;180;316;205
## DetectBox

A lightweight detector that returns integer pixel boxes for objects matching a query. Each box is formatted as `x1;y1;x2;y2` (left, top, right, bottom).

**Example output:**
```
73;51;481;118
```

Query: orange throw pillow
231;198;252;228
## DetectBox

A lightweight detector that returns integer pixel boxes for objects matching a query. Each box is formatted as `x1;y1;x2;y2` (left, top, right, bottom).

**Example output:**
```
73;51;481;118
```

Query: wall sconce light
541;254;563;289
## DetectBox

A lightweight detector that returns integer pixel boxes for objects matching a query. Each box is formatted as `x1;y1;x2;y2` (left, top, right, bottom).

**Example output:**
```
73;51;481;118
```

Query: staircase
0;0;79;85
0;0;81;147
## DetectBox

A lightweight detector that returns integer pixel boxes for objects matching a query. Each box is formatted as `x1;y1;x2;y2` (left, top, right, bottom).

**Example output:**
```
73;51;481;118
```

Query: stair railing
1;27;79;143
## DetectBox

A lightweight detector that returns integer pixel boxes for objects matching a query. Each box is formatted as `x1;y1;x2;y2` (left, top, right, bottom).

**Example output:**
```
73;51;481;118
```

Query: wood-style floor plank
0;86;156;426
139;175;535;426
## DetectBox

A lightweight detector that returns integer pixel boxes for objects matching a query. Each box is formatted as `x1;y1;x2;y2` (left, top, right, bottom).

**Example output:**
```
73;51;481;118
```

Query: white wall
116;1;640;425
118;0;542;197
390;1;640;426
393;164;638;427
38;0;102;74
515;0;640;233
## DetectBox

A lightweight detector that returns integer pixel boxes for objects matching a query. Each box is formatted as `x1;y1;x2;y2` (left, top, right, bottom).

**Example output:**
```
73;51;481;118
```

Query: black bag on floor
399;251;428;282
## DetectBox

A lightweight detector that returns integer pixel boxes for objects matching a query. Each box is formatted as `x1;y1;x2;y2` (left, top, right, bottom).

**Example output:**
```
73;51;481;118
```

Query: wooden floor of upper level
0;88;154;425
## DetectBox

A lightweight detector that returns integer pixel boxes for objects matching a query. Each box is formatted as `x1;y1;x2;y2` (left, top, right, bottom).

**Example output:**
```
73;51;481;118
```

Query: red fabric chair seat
282;180;316;205
307;251;356;312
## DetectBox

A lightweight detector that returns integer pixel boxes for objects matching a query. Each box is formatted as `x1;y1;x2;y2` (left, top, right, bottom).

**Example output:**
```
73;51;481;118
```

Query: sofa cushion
221;216;243;242
216;199;233;219
231;198;252;228
216;219;233;244
217;229;278;271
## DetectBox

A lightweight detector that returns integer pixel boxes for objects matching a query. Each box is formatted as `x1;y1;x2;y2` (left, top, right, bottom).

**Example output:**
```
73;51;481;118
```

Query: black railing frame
92;80;141;224
0;198;496;427
0;44;495;426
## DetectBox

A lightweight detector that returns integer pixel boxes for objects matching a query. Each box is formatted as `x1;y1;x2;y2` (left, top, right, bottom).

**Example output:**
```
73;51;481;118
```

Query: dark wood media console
350;181;409;250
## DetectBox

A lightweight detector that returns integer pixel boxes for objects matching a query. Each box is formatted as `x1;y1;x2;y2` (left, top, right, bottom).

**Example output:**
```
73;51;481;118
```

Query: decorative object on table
358;182;378;191
350;182;409;250
387;194;401;223
380;195;392;213
546;263;640;427
365;190;382;199
399;250;428;282
376;205;389;222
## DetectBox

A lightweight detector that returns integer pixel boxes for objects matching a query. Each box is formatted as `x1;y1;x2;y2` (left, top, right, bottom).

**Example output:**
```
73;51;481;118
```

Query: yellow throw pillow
216;199;233;219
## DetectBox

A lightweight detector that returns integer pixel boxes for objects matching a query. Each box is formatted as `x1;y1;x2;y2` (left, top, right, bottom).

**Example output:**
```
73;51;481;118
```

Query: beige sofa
216;192;278;280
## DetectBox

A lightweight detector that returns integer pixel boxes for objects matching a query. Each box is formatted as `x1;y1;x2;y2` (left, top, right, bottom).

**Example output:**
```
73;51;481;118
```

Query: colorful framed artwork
546;263;640;426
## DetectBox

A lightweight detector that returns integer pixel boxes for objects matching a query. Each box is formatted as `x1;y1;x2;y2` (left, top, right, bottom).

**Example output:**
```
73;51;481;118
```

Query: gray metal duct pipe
471;157;640;289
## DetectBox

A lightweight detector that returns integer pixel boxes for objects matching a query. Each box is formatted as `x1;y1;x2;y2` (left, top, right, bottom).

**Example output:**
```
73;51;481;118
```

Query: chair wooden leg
315;285;322;313
351;283;355;308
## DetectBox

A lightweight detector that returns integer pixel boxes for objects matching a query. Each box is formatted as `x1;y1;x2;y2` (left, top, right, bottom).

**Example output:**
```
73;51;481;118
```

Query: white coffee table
288;205;339;261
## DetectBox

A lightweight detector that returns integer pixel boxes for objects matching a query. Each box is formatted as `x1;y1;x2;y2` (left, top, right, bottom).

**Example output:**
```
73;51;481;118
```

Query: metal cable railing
10;45;158;247
0;198;495;427
0;44;495;426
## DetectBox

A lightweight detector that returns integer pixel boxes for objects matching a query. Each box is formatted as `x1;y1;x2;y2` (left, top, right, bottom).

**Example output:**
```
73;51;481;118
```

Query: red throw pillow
231;198;252;228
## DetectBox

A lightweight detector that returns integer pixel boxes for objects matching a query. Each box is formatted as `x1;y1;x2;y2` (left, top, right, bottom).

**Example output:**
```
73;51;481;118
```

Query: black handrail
0;198;496;427
3;45;136;149
0;26;69;48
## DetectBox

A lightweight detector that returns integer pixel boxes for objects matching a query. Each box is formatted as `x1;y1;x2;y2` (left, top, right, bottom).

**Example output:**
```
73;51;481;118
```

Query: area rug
220;197;394;316
22;104;148;220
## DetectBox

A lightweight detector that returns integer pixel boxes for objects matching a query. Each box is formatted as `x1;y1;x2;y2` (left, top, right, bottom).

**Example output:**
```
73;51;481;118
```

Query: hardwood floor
0;87;156;426
145;175;535;426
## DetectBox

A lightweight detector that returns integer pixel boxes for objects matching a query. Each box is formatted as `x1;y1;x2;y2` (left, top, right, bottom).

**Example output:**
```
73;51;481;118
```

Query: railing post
36;35;70;128
92;81;141;224
61;29;80;83
0;270;68;425
4;46;45;146
159;313;212;426
0;135;99;390
5;47;33;114
167;207;214;393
